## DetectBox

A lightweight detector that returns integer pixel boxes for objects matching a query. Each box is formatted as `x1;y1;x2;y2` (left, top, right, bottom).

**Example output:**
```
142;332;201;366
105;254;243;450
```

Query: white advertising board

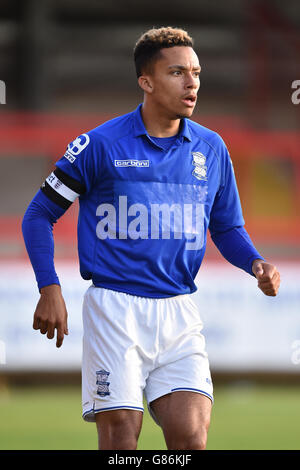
0;260;299;372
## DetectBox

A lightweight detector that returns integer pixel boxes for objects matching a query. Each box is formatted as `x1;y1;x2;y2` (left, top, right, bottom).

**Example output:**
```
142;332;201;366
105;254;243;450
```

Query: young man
22;27;280;450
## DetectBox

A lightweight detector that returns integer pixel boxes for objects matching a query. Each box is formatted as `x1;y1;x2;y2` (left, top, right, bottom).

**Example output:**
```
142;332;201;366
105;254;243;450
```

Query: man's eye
172;71;182;76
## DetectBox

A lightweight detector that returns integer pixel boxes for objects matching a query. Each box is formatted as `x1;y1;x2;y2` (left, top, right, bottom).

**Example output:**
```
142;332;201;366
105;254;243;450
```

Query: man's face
144;46;201;119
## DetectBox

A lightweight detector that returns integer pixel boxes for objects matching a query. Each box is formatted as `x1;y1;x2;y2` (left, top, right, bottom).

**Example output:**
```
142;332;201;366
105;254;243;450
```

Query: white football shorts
81;285;213;424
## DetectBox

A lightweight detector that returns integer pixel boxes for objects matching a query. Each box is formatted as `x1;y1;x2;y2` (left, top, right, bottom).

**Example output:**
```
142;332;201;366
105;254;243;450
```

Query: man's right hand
33;284;69;348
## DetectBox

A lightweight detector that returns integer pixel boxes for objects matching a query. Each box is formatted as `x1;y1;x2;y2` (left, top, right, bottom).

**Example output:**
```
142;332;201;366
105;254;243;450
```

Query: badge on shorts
96;369;110;397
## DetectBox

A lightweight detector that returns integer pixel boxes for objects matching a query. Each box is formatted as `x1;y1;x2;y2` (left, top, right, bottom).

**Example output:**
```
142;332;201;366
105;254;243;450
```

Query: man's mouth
181;94;197;107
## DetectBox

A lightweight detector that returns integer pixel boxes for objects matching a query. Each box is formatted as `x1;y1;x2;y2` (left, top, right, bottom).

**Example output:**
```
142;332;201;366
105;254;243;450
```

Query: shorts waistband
90;284;190;301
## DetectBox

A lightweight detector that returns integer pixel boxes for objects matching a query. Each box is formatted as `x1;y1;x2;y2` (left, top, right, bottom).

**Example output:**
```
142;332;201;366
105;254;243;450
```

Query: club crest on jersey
192;152;207;181
64;134;90;163
96;369;110;397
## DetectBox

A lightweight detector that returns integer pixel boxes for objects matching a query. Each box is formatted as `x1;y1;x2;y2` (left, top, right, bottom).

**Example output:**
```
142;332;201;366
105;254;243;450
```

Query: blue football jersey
42;104;245;297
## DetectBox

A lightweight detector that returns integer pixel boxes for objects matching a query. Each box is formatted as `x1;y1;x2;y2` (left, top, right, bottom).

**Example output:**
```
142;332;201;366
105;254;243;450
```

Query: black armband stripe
41;181;73;210
54;167;86;195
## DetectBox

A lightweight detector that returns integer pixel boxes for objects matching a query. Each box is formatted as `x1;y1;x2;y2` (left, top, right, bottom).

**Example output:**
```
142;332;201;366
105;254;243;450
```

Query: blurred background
0;0;300;450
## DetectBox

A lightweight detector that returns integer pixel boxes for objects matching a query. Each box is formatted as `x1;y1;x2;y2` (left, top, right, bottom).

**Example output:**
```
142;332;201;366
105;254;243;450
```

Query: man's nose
186;73;199;89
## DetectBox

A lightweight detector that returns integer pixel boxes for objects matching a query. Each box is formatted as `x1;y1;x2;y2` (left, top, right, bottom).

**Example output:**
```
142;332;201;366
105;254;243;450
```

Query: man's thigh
150;391;212;449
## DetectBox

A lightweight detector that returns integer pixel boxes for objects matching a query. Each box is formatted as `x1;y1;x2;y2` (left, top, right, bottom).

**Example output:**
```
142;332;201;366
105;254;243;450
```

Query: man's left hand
252;260;280;297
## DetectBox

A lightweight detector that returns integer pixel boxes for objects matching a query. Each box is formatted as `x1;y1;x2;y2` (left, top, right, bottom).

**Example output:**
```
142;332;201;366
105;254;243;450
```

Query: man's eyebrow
168;64;201;71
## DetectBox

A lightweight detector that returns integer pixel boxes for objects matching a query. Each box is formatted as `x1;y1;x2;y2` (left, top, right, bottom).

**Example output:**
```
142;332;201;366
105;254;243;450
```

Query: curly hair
133;27;194;78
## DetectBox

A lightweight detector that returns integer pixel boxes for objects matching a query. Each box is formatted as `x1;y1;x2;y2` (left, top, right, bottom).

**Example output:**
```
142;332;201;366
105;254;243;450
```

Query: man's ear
138;75;154;94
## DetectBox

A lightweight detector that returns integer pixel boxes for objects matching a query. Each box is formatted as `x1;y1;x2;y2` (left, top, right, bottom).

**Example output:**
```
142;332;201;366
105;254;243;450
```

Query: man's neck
141;102;180;138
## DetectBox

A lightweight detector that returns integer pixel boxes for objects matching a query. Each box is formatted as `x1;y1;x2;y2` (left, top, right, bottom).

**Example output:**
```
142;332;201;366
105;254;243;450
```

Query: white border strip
46;172;80;202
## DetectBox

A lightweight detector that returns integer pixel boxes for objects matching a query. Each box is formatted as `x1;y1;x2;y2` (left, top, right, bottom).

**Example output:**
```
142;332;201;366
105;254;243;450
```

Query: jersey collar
133;103;192;143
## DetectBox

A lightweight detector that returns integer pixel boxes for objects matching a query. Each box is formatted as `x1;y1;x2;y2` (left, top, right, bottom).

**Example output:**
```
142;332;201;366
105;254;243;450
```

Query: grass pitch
0;383;299;450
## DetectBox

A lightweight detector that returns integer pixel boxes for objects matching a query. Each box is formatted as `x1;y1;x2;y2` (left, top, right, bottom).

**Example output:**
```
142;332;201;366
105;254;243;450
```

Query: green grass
0;383;299;450
207;384;300;450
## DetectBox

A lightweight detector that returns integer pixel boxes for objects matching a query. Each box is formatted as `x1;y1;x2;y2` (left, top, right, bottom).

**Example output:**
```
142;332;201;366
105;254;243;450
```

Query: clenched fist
252;260;280;297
